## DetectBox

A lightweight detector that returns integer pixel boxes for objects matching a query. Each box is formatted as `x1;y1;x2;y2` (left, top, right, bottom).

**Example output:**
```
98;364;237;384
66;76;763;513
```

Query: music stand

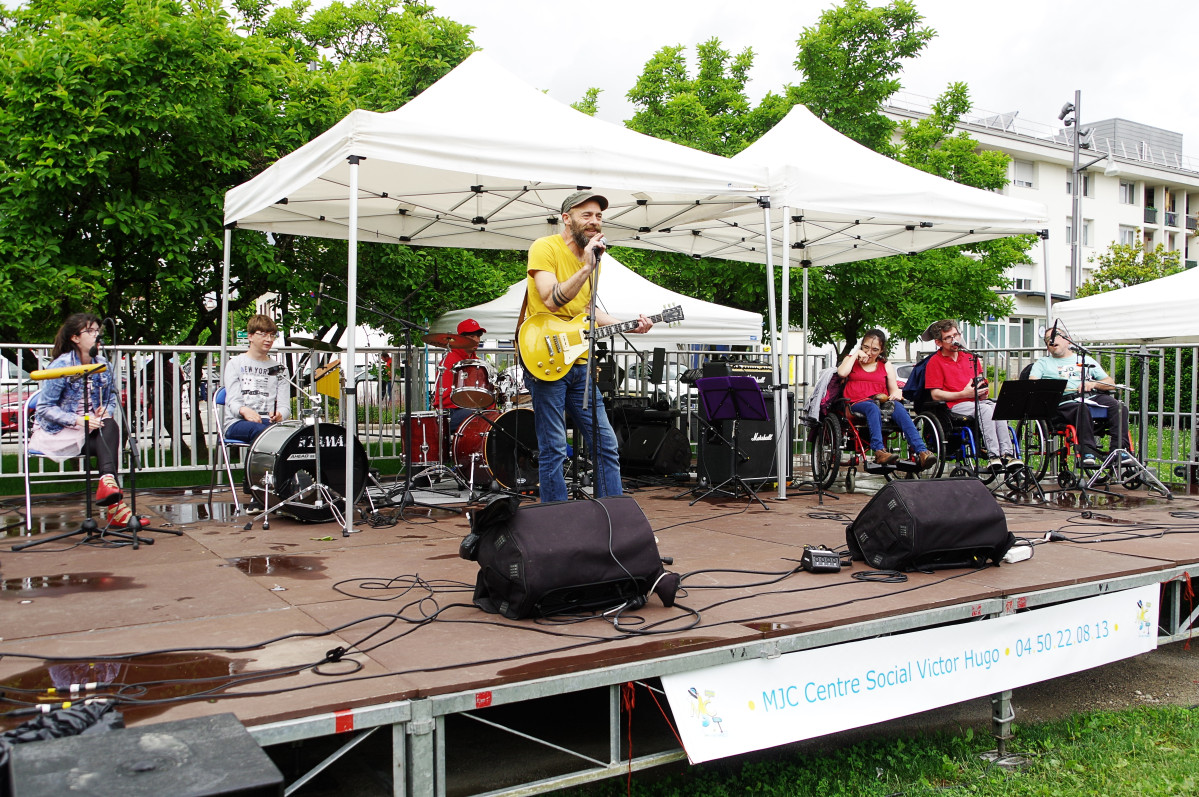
992;378;1067;503
993;378;1066;422
685;376;771;509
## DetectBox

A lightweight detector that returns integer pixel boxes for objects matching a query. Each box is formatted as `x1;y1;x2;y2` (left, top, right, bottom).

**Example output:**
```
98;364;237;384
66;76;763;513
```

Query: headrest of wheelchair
920;321;942;342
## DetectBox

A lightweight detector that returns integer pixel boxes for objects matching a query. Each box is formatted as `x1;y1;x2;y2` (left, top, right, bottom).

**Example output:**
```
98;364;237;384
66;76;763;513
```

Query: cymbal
423;332;474;349
289;336;342;353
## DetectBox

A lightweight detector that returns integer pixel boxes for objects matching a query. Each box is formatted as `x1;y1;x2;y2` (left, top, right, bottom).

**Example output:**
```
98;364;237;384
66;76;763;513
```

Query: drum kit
412;332;540;496
239;338;369;528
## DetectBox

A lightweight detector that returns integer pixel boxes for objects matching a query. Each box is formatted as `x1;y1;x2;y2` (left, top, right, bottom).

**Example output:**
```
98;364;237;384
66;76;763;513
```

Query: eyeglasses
860;345;881;353
940;331;961;342
79;327;101;336
250;330;276;338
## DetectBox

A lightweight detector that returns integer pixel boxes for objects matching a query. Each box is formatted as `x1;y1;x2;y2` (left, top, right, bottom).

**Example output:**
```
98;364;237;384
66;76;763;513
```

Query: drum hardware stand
14;361;154;552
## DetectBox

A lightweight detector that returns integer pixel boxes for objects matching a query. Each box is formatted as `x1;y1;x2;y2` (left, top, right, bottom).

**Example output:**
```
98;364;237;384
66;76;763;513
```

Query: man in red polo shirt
923;319;1021;473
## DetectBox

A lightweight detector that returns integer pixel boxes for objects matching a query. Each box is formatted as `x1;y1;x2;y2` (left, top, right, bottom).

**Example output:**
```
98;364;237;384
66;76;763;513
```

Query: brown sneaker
873;449;899;465
916;450;938;471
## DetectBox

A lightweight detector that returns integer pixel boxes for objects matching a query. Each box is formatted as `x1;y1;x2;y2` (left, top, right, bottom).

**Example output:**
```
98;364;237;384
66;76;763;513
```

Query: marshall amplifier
696;362;793;484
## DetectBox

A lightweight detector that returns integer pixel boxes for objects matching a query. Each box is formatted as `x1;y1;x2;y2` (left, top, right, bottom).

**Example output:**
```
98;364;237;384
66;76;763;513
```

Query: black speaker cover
846;478;1014;571
461;495;678;619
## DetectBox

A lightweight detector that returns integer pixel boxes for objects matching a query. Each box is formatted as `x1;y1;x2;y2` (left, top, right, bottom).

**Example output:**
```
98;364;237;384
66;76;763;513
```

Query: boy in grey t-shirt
223;314;290;443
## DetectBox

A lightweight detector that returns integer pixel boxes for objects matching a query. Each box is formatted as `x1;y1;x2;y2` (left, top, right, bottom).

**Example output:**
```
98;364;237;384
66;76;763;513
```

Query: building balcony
1187;215;1197;232
1165;211;1179;227
1144;207;1158;224
1187;260;1197;270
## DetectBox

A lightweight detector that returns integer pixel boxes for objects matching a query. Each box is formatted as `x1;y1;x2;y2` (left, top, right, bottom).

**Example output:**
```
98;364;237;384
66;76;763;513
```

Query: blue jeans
226;419;272;445
851;400;928;454
527;364;623;502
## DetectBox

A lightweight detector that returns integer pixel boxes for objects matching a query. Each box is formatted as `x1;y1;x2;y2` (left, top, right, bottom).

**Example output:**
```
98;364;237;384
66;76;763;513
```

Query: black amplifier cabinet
696;360;793;484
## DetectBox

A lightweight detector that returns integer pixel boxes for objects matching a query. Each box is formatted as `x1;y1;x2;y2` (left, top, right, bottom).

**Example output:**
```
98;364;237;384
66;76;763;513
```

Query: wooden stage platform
2;475;1198;796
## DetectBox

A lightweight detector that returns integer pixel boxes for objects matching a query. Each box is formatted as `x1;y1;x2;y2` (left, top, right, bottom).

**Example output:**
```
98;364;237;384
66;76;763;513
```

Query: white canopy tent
435;255;763;350
222;52;772;532
723;106;1049;484
223;53;1052;515
1052;268;1199;344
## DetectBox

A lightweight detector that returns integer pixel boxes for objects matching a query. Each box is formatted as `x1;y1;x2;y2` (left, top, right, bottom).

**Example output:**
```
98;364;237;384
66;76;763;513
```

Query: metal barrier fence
4;341;1193;486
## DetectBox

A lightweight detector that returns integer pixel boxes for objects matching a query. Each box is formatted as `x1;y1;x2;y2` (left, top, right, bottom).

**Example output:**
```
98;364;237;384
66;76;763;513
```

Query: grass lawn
566;706;1198;796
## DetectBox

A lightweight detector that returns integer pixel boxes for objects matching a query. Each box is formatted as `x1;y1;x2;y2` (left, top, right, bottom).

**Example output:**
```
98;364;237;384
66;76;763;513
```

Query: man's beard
569;222;599;251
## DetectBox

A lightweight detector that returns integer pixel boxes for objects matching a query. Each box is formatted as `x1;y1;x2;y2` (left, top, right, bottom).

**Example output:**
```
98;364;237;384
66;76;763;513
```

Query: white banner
661;584;1159;763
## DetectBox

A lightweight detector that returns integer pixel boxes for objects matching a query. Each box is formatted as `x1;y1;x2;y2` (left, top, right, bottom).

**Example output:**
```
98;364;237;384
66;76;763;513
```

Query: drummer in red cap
434;318;493;432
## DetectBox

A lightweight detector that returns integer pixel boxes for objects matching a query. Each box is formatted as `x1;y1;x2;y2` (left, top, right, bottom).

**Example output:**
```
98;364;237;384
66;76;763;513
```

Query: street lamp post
1060;90;1084;299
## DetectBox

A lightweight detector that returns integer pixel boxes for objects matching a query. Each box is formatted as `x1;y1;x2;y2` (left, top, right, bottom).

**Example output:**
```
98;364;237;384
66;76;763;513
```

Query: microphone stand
108;336;182;543
319;291;465;517
1067;339;1171;499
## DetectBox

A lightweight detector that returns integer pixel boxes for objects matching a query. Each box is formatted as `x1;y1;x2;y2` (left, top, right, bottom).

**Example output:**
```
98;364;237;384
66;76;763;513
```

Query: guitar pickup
554;333;570;353
542;334;556;355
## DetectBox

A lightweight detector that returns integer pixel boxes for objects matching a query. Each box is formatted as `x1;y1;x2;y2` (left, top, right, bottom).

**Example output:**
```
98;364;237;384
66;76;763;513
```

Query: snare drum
452;408;538;490
403;410;445;465
451;359;495;409
243;421;369;523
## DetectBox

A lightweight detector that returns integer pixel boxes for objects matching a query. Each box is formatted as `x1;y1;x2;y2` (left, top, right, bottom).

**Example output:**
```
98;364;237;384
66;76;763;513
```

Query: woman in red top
836;329;937;470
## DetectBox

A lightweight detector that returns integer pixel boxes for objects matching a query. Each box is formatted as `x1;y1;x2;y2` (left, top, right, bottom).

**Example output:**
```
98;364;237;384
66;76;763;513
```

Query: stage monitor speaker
696;392;793;484
461;495;679;619
846;478;1014;571
620;424;692;476
11;713;283;797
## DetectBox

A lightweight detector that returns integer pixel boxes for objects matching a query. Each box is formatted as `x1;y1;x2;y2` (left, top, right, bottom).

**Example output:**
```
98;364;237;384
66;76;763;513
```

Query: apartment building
886;98;1199;350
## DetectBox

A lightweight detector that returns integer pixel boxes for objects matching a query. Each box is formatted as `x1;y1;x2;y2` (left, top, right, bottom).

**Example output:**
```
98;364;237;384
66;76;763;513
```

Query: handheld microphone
594;236;607;260
1048;319;1059;346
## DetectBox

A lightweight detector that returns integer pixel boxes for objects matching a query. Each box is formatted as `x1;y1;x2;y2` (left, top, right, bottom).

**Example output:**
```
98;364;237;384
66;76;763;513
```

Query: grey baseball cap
560;190;608;213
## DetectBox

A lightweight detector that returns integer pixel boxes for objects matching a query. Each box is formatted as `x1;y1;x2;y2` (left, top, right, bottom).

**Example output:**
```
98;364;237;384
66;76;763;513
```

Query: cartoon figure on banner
1136;599;1154;636
687;687;725;736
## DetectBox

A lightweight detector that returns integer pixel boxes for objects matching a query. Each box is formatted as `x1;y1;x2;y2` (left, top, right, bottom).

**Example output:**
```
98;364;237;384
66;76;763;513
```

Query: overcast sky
429;0;1198;154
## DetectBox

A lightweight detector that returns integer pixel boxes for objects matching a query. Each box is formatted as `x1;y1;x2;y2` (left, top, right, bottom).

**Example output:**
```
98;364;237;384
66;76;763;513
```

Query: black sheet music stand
992;378;1066;502
992;378;1067;422
685;375;771;509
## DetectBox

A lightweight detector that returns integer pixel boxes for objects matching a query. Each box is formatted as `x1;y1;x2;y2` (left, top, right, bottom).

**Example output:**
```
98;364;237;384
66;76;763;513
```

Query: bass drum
244;421;369;523
452;408;538;490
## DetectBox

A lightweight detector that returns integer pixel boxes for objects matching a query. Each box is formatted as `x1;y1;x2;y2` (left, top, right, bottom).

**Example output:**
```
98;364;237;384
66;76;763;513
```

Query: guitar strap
514;286;530;370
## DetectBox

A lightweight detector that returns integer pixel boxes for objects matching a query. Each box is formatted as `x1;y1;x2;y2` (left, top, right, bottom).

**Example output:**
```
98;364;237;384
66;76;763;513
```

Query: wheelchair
1014;397;1142;490
809;397;929;493
912;397;1041;492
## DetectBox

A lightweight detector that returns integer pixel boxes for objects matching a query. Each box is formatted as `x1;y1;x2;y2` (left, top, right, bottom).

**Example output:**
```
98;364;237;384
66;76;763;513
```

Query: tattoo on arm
551;284;568;308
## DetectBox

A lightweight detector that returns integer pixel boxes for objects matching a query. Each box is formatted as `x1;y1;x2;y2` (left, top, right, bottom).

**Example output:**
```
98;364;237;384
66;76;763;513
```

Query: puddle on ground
147;502;241;525
0;652;253;731
1;572;138;596
223;554;327;579
3;512;79;538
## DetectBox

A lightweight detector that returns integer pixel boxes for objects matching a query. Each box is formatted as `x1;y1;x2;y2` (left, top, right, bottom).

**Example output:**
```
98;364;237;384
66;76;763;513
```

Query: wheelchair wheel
1015;419;1050;482
1057;469;1079;489
811;414;842;489
910;413;945;479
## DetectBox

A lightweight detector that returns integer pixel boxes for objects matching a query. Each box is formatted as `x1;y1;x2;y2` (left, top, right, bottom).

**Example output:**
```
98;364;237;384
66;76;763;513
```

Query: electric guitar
519;306;685;382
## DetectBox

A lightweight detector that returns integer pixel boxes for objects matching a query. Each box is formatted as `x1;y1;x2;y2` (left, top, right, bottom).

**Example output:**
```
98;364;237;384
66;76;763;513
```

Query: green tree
0;0;477;347
1078;242;1183;297
791;0;934;154
625;38;790;157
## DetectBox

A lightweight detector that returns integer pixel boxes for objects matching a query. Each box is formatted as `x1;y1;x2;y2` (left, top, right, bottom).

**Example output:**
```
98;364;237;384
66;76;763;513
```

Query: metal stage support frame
247;564;1199;797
